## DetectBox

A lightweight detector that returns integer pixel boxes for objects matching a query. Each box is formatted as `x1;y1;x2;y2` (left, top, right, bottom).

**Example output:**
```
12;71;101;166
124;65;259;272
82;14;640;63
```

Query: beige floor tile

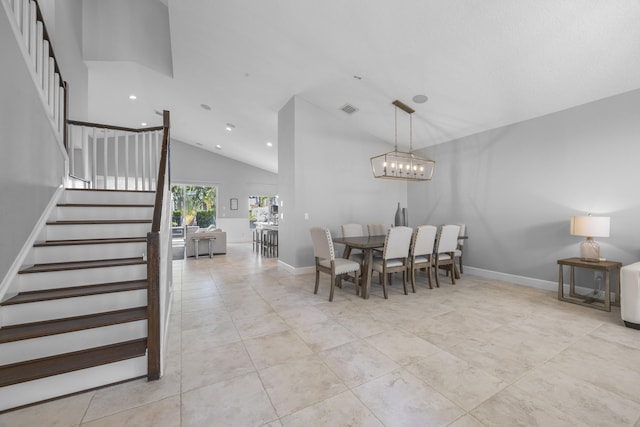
0;392;93;427
181;340;255;392
83;371;181;422
365;329;441;366
410;309;503;349
319;340;399;388
589;322;640;350
279;305;330;329
259;355;347;417
406;351;507;411
293;319;357;352
353;369;464;427
181;308;232;331
280;390;383;427
181;319;241;352
334;311;392;338
512;364;640;426
181;372;277;427
447;414;487;427
234;312;291;339
81;396;180;427
244;329;313;369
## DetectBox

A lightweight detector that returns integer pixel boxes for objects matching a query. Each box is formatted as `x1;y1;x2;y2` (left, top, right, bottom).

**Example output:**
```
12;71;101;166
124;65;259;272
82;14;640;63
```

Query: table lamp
570;214;610;262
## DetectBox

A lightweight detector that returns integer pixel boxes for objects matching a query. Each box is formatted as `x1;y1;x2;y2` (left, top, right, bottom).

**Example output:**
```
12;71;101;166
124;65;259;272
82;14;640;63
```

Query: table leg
208;238;213;258
558;264;564;300
194;239;199;259
604;271;611;311
569;266;576;297
361;248;374;299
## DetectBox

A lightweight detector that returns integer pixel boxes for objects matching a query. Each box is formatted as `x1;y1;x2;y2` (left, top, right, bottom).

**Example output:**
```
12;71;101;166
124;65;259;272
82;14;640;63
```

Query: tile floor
2;243;640;426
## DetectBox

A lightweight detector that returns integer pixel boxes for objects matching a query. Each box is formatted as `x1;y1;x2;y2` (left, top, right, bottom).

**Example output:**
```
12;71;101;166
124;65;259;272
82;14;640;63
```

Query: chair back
341;223;364;238
457;223;466;247
411;225;437;257
436;225;460;253
383;226;413;260
310;227;335;261
368;223;387;236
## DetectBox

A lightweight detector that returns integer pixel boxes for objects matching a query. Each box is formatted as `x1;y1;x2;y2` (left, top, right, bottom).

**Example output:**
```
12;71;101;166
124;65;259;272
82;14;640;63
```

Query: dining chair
341;223;365;262
454;223;466;274
371;226;413;298
433;224;461;287
310;227;361;301
409;225;438;291
367;223;388;236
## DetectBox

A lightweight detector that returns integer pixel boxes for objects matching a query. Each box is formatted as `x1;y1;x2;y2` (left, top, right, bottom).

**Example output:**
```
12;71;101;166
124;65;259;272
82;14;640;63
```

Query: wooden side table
557;257;621;311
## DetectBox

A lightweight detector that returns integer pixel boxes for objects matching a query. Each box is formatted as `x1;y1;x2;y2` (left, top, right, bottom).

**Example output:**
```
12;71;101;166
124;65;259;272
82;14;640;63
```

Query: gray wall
170;139;278;241
0;9;67;285
278;96;408;269
409;89;640;283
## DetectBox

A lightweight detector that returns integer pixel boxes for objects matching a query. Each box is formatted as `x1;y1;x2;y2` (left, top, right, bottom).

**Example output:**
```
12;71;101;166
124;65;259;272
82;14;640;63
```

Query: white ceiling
85;0;640;174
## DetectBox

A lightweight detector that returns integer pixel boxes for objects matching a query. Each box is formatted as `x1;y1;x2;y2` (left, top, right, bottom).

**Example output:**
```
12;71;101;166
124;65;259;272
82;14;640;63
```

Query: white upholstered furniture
409;225;437;291
621;262;640;329
185;226;227;257
433;224;461;287
310;227;360;301
454;223;466;274
372;226;413;298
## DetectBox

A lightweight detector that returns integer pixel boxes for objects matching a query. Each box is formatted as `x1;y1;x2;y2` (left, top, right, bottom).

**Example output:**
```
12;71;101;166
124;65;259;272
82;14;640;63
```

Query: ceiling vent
340;104;359;115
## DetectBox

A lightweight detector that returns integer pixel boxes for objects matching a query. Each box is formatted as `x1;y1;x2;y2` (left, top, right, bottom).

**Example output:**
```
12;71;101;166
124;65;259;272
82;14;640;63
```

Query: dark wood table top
332;235;386;249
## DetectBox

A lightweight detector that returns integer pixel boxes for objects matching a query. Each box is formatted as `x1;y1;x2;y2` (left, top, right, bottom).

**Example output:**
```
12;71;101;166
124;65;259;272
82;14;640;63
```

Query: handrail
67;119;164;134
146;110;170;380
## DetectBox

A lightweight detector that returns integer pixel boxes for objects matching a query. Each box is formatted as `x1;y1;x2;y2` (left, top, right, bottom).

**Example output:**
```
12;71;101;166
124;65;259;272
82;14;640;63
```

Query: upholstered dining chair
367;223;388;236
409;225;438;291
310;227;361;302
433;224;461;287
341;223;365;262
371;226;413;299
454;223;466;274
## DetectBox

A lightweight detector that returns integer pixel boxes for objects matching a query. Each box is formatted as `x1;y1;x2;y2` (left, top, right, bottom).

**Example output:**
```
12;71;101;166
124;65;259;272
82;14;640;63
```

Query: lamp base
580;238;600;262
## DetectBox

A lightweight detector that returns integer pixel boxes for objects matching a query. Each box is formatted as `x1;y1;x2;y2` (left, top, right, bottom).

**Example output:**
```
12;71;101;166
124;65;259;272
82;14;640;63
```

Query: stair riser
0;320;147;365
0;356;147;412
17;264;147;293
63;190;155;205
2;290;147;325
46;223;151;240
55;206;154;221
33;242;147;264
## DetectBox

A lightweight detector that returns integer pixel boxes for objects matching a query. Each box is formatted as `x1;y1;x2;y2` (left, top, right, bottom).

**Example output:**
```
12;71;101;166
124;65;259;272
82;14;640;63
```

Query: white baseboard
452;266;558;292
277;260;314;275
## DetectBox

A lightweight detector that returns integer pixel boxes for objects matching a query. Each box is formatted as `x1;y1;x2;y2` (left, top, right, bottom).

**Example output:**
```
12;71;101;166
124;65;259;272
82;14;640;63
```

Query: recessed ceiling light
412;94;428;104
266;142;273;147
141;122;147;126
225;123;235;131
215;144;222;150
129;94;137;100
200;103;211;111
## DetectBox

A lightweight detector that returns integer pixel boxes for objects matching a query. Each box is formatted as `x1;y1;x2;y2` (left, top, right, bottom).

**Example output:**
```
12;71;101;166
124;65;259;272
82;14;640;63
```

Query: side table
193;237;216;259
557;257;621;312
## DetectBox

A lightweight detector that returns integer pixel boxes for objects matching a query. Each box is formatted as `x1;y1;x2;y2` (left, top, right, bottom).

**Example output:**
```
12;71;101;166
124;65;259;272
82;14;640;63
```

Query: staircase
0;188;155;412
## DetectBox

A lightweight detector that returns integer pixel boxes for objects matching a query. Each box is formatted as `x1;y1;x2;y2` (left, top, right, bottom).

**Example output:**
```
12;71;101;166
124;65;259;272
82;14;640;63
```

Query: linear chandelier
370;100;435;182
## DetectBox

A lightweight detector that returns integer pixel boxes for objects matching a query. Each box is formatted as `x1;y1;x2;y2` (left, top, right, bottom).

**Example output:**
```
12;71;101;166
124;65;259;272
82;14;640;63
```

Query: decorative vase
402;208;408;226
394;202;402;226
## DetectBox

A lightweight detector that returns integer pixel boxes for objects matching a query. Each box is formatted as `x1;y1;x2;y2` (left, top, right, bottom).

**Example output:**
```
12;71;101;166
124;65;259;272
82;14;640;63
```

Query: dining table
332;234;386;299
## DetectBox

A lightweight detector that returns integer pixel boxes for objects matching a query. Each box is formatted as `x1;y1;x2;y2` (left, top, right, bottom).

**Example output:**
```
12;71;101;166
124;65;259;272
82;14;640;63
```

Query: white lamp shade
570;216;610;238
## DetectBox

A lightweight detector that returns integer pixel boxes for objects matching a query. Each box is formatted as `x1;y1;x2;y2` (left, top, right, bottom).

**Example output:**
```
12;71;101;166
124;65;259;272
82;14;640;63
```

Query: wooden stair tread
46;219;151;225
65;188;155;193
57;203;154;208
34;237;147;247
19;257;145;274
1;280;148;305
0;338;147;386
0;307;148;343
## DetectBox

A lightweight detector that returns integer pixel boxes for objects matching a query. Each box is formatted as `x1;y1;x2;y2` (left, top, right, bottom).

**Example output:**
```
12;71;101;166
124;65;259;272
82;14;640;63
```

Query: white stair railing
67;121;164;191
3;0;67;144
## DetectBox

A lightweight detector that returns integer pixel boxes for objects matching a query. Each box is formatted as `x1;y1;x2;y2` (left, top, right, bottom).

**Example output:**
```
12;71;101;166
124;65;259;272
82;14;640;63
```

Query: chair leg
314;270;320;294
449;262;456;285
409;267;416;293
329;274;336;302
459;254;463;274
402;270;408;295
427;265;433;289
381;270;388;299
434;261;440;288
354;270;360;296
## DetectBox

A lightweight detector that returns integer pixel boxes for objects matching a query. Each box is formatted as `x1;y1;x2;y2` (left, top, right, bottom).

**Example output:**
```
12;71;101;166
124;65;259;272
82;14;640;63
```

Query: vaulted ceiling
85;0;640;174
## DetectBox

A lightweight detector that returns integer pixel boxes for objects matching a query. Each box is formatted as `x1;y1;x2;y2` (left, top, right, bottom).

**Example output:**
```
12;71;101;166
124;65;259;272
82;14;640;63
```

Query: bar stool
262;230;278;257
252;228;262;252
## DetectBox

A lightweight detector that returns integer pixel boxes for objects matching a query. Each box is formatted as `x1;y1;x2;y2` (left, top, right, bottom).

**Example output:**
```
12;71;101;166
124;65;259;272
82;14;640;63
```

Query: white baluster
114;130;119;190
124;133;130;190
13;0;20;26
135;133;140;190
82;127;90;183
58;85;64;135
48;57;55;115
35;21;43;81
53;72;60;123
20;0;28;45
142;132;147;190
68;125;75;175
28;1;36;68
41;40;48;92
103;128;108;189
92;127;97;189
